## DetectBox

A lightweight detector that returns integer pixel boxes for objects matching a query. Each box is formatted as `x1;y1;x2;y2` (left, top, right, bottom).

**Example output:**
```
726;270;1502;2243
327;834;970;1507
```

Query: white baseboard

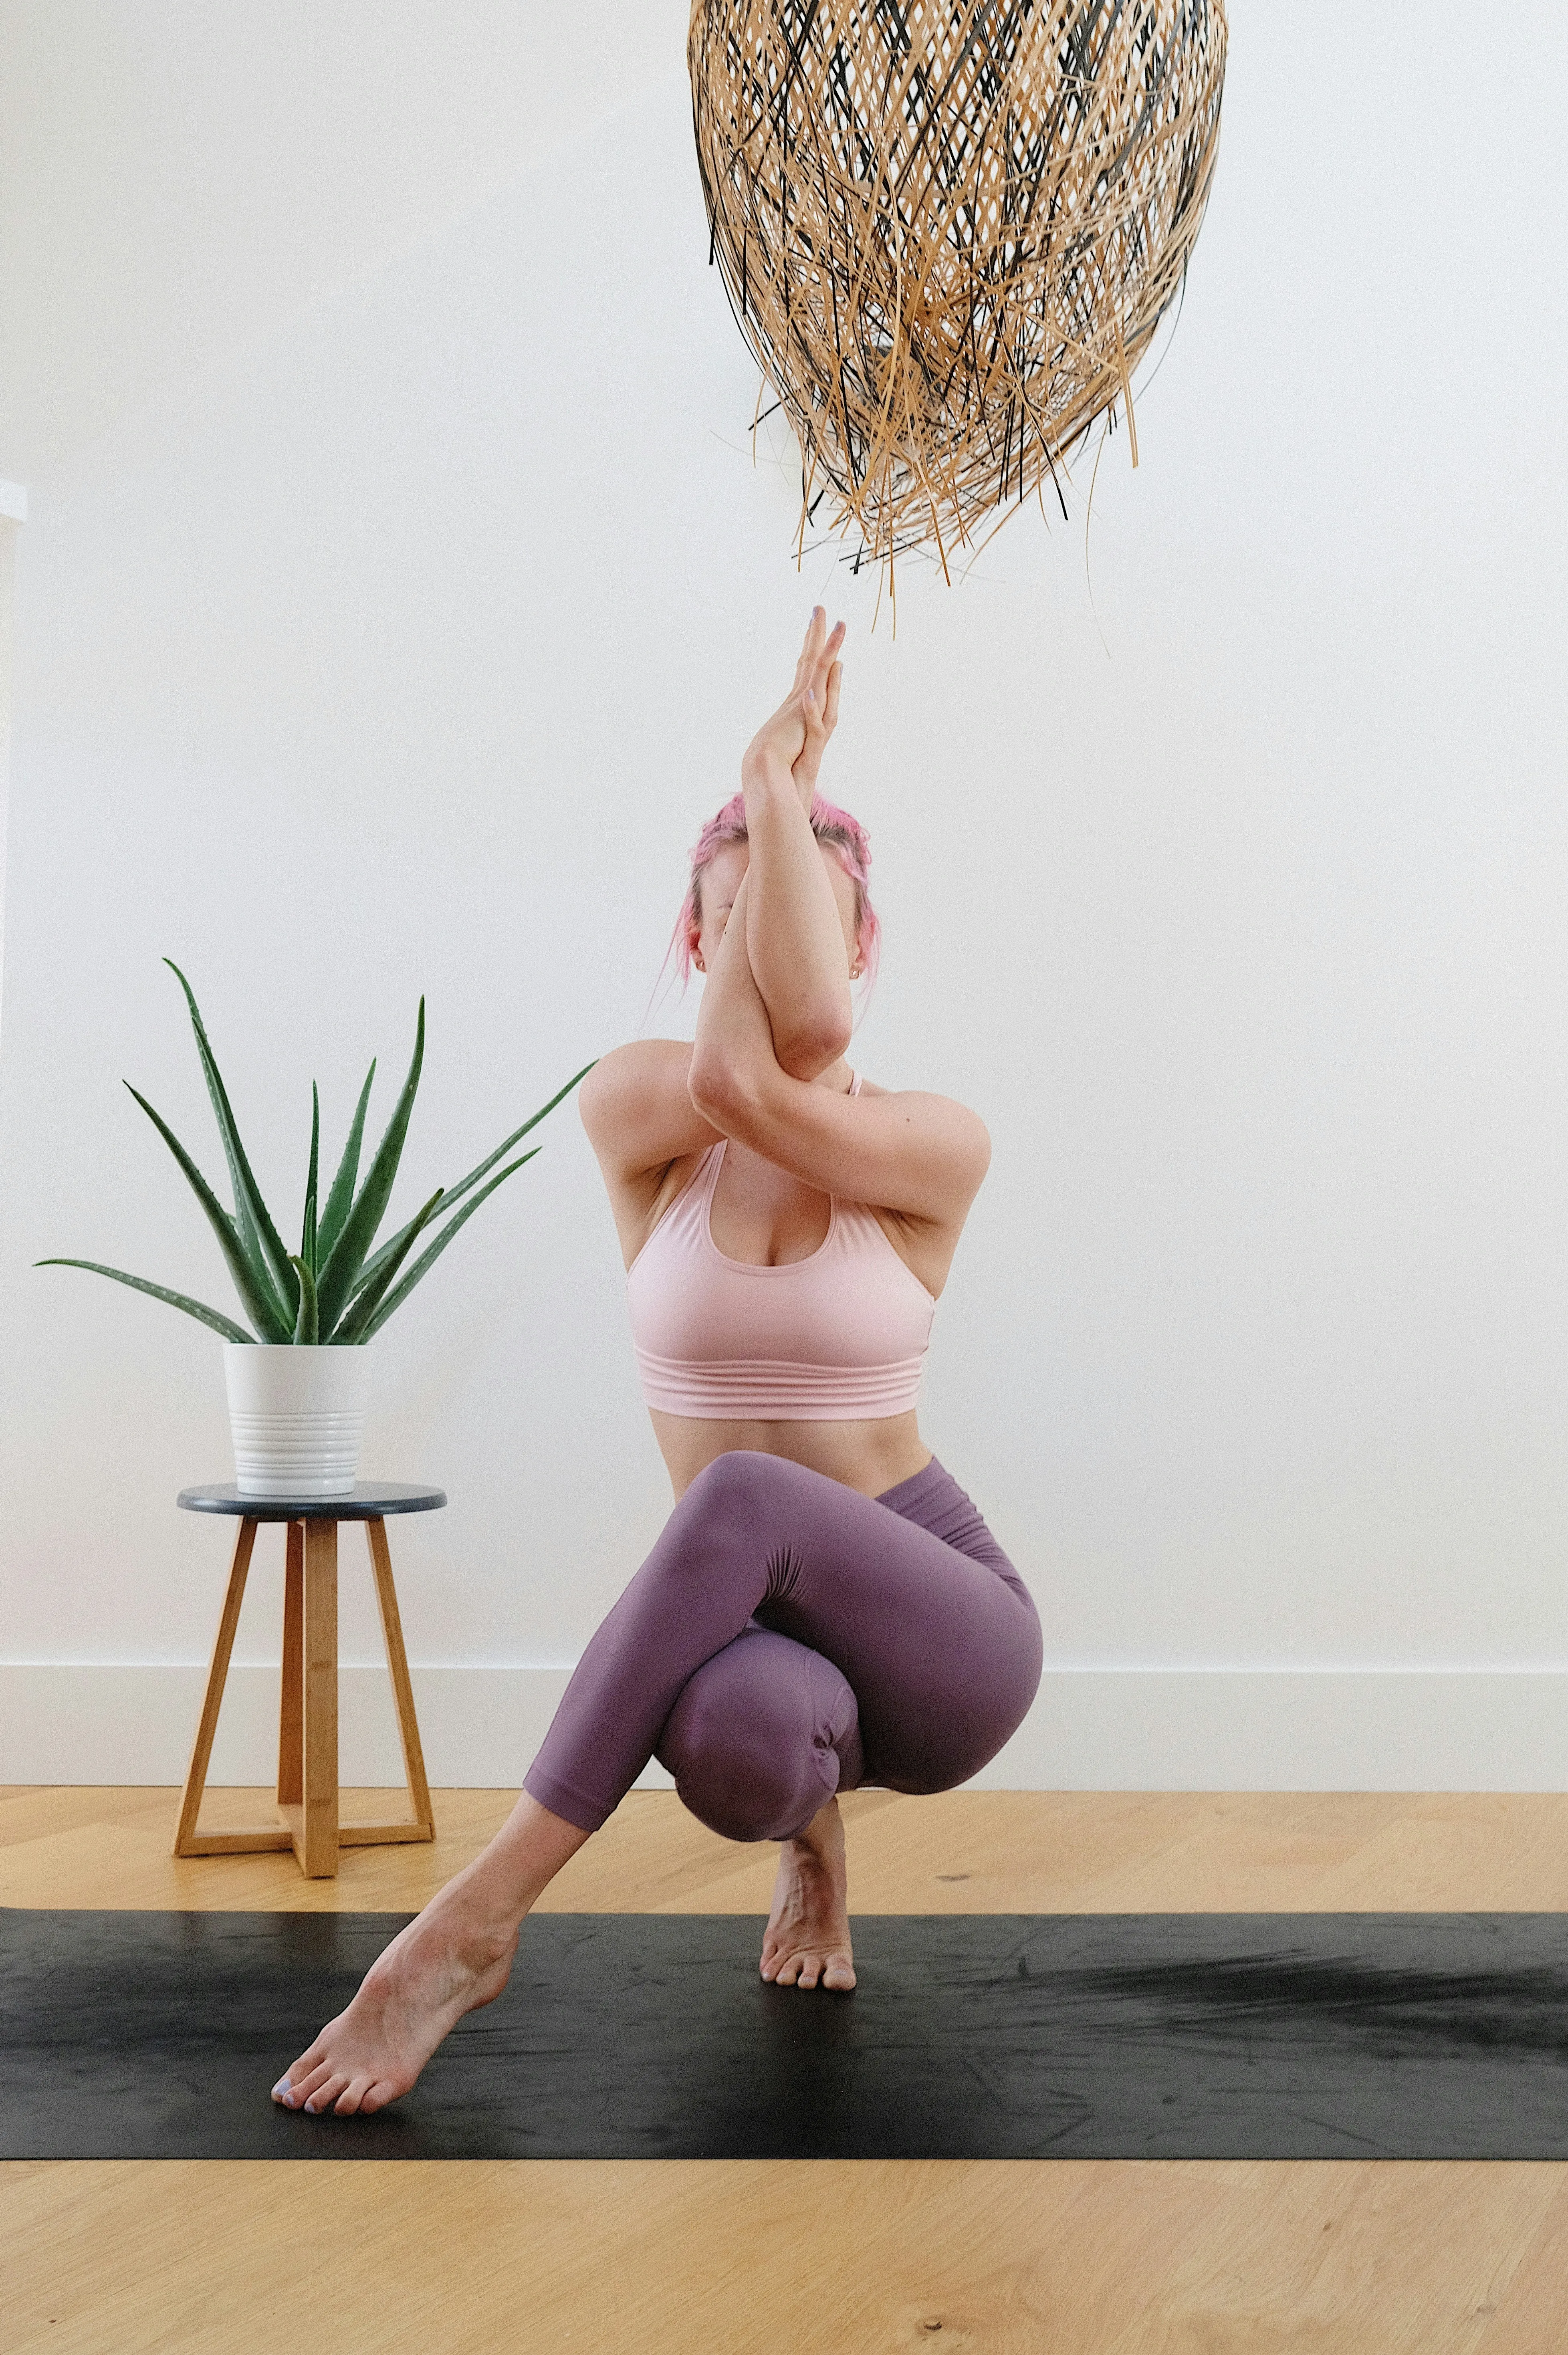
0;1663;581;1790
4;1663;1568;1791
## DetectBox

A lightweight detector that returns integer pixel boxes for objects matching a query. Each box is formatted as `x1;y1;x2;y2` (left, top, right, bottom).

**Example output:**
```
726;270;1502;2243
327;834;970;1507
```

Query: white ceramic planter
224;1342;371;1500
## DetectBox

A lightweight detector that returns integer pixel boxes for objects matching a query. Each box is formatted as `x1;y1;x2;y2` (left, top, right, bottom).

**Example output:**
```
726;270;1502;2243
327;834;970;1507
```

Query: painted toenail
272;2078;291;2099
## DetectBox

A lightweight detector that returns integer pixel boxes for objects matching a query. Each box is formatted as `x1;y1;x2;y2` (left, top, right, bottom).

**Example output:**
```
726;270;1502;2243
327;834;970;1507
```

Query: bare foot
271;1883;517;2117
760;1796;856;1990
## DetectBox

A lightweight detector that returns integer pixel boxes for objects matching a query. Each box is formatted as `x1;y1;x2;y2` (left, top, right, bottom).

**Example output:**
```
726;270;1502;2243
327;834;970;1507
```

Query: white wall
2;3;1566;1788
0;482;21;1010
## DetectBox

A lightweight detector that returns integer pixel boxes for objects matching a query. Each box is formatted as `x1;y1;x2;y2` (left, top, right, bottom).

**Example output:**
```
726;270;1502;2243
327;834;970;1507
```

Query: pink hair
670;791;882;988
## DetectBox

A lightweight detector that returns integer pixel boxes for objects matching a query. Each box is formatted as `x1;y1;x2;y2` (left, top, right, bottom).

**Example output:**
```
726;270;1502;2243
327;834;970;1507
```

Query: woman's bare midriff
651;1406;932;1502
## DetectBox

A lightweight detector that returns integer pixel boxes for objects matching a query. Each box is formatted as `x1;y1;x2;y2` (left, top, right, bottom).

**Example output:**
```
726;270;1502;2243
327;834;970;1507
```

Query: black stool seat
178;1482;446;1521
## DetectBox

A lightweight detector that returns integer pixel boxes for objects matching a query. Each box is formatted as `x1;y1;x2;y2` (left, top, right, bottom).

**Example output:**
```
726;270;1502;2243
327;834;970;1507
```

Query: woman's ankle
787;1796;845;1861
396;1877;515;1973
432;1794;592;1940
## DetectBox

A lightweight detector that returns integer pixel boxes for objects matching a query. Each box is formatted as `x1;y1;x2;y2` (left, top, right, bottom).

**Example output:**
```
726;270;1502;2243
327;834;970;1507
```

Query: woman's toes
292;2061;337;2105
274;2036;332;2103
303;2072;349;2116
272;2052;320;2105
763;1944;856;1991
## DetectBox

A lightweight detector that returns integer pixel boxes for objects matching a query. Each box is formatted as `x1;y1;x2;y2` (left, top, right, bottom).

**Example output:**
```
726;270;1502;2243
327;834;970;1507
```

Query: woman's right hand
741;609;846;807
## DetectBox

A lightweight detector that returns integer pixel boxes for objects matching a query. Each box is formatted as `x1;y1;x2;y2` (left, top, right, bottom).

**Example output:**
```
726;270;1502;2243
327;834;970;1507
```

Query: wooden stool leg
174;1519;278;1857
365;1517;434;1839
277;1520;304;1808
292;1517;339;1878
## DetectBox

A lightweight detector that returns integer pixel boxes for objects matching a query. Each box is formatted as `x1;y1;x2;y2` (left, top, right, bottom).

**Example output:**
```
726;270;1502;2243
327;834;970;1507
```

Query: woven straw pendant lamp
689;0;1227;581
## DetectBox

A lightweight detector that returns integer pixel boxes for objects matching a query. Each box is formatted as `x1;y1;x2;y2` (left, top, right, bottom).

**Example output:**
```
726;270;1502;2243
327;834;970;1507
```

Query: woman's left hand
741;609;845;807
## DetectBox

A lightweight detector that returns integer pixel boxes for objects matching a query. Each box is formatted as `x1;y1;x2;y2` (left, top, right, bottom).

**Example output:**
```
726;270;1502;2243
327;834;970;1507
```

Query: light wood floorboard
5;1787;1568;2353
8;1784;1568;1913
6;2156;1566;2355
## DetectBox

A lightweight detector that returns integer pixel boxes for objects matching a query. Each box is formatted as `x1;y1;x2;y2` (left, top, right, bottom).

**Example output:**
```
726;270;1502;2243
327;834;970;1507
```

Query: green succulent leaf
34;1259;254;1344
317;1059;377;1265
123;1084;293;1342
229;1189;281;1324
291;1254;320;1345
302;1083;320;1277
349;1059;595;1303
314;1001;426;1334
163;961;299;1324
360;1149;540;1342
330;1187;445;1344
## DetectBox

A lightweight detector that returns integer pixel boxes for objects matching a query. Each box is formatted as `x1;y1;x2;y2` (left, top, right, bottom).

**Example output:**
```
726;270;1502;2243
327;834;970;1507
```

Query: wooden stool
173;1482;445;1879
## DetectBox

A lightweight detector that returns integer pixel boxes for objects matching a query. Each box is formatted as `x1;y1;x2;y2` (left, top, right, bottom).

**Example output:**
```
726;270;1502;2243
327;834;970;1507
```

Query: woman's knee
672;1741;829;1844
657;1635;849;1843
650;1451;801;1601
679;1449;797;1532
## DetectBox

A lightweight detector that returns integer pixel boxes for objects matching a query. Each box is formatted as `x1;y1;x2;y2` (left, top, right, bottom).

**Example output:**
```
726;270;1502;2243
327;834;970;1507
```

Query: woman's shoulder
579;1040;719;1193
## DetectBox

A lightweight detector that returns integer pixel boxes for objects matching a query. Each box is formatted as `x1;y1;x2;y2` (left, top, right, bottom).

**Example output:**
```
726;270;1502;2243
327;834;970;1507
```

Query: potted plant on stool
40;963;590;1497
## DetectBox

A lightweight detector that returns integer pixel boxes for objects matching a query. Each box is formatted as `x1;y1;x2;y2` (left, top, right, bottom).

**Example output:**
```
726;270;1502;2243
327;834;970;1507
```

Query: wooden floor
6;1785;1568;2353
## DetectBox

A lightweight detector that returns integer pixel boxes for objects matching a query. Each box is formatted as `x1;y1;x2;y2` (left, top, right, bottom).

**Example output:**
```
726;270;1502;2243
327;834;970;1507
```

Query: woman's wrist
741;749;803;803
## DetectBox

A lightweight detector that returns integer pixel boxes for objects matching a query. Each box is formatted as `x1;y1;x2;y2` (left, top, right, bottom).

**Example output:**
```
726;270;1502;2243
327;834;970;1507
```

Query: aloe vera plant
39;964;592;1344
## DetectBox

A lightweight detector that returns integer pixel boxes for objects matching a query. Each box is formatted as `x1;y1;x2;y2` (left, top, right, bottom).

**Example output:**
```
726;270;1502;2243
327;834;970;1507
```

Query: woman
272;611;1043;2117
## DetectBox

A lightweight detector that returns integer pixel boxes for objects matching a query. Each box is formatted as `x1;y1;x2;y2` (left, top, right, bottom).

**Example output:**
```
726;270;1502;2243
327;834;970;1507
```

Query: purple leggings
523;1451;1042;1843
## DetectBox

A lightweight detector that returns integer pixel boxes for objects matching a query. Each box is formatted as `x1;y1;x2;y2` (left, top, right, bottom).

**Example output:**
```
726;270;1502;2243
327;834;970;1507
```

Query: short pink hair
671;791;882;987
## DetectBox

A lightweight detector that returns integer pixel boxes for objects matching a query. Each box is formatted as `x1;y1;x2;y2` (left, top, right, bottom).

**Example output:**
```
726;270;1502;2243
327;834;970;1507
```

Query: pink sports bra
626;1074;936;1421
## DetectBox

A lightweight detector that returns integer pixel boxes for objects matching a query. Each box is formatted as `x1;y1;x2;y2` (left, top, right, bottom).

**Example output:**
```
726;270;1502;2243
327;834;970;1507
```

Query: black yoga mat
8;1907;1568;2161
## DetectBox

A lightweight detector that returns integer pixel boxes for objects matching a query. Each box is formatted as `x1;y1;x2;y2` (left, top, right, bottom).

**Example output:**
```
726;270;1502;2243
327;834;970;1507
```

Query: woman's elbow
775;1007;852;1080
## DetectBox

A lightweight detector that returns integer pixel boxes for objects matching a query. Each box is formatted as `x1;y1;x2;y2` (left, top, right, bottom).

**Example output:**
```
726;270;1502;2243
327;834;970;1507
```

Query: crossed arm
581;616;989;1255
739;610;855;1081
686;864;988;1232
